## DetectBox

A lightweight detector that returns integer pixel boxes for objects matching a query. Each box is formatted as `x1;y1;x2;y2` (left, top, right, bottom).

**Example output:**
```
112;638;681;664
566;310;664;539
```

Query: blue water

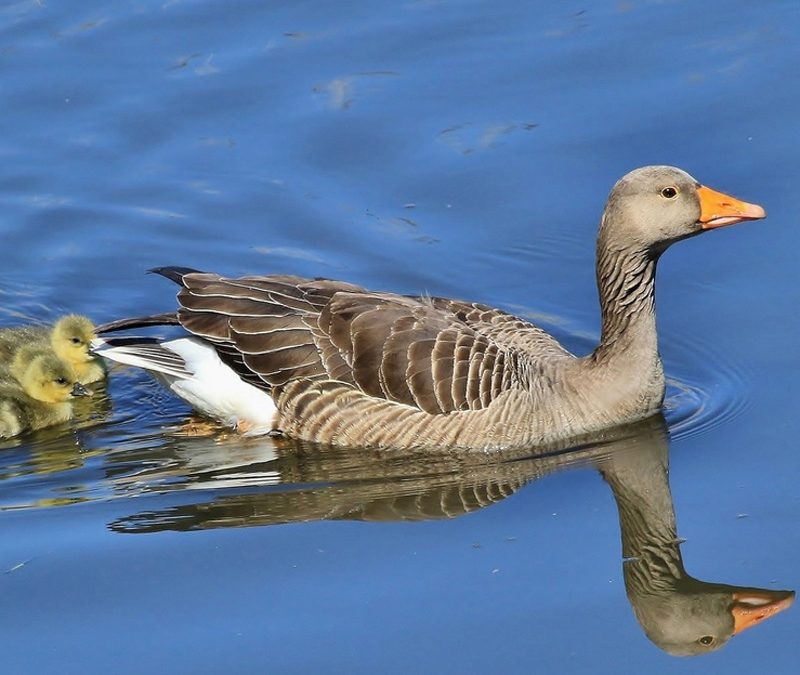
2;0;800;672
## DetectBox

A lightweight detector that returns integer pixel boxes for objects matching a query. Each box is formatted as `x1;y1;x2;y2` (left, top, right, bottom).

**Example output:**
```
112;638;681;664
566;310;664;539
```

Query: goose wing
156;268;569;415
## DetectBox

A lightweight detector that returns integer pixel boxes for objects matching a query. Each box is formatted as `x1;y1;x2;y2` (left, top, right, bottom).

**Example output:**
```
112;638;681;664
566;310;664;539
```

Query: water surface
2;1;800;673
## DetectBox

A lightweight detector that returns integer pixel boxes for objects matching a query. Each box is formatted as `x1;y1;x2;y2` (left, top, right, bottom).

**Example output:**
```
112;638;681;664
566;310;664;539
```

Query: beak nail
71;382;91;397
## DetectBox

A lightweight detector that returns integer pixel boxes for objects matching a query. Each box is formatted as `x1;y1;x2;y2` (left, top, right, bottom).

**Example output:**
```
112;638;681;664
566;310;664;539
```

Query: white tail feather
92;337;190;380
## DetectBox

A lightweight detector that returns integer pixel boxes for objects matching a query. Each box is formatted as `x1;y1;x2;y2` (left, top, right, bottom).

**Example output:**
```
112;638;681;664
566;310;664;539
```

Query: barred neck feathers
594;236;658;361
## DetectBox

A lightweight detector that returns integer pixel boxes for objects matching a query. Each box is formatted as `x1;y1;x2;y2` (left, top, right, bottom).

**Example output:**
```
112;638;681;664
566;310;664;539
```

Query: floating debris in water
5;558;33;574
168;53;200;71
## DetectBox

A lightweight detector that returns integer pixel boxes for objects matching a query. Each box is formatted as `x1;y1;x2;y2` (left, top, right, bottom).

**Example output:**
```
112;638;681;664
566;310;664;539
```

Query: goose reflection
108;414;793;655
596;428;793;655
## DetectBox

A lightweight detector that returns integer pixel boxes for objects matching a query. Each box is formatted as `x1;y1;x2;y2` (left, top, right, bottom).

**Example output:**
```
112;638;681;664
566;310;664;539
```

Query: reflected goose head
632;583;794;656
600;166;766;254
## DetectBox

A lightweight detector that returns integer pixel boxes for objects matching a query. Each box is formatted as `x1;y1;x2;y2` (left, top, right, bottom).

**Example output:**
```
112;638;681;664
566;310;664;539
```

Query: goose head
631;582;794;656
16;348;89;403
51;315;98;368
599;166;766;255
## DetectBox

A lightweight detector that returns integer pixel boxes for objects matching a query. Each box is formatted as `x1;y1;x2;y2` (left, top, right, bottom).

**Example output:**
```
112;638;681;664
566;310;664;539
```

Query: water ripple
662;332;752;441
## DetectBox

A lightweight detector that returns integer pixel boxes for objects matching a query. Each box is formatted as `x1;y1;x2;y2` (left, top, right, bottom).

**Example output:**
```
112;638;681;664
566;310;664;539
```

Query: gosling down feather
0;314;106;385
94;166;766;450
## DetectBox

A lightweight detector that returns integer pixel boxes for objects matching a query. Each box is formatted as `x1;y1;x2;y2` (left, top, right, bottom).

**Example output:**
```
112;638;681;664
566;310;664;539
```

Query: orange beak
732;590;795;635
697;185;766;229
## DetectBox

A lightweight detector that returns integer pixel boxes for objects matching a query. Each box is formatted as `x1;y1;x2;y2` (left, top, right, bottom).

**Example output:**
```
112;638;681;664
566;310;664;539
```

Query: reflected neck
600;442;687;594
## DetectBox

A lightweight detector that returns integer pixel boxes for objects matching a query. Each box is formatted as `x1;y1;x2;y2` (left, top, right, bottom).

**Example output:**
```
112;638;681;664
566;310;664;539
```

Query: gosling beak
71;382;91;397
732;589;795;635
697;185;766;229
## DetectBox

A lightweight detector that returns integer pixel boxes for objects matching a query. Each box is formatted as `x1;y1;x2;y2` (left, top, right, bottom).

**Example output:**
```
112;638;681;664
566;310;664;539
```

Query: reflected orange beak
732;590;795;635
697;185;766;229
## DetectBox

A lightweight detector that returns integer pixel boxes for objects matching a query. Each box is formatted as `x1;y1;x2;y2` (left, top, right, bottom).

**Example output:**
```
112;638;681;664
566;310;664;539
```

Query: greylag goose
0;345;89;438
0;315;106;385
94;166;765;450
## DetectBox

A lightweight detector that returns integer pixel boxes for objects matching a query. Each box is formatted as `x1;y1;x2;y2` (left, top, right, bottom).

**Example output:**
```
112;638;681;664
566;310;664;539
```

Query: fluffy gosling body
0;346;88;438
0;315;106;384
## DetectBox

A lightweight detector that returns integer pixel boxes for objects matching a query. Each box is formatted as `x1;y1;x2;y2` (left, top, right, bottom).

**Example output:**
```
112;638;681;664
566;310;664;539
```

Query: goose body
0;346;89;438
95;166;765;450
0;315;106;385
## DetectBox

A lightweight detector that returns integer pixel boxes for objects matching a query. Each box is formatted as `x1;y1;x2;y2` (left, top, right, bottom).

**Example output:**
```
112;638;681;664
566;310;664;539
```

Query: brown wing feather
406;338;440;413
431;329;458;412
379;314;417;406
350;309;396;398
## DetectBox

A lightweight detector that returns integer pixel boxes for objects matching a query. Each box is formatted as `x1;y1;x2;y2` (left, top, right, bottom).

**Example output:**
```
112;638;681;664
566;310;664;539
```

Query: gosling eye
55;377;68;385
660;186;678;199
698;635;715;647
71;337;82;345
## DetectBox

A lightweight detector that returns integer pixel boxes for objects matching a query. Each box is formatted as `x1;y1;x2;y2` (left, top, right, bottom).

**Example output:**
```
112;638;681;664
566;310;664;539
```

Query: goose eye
71;337;81;345
698;635;714;646
56;377;68;385
660;186;678;199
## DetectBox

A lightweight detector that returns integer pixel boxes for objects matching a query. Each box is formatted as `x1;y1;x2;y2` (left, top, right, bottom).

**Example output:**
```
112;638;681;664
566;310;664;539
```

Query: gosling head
16;349;89;404
51;315;97;368
599;166;766;255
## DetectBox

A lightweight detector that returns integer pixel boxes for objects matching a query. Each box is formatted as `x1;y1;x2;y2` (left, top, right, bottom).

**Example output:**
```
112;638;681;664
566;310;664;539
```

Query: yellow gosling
0;314;106;384
50;315;106;384
0;348;89;439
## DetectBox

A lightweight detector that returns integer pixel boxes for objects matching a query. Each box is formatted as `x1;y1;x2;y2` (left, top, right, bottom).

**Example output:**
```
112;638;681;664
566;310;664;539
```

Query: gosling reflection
0;379;112;481
108;415;793;655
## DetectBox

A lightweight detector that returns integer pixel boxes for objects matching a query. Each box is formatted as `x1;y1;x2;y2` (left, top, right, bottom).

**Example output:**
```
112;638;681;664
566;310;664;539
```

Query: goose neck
595;242;659;357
